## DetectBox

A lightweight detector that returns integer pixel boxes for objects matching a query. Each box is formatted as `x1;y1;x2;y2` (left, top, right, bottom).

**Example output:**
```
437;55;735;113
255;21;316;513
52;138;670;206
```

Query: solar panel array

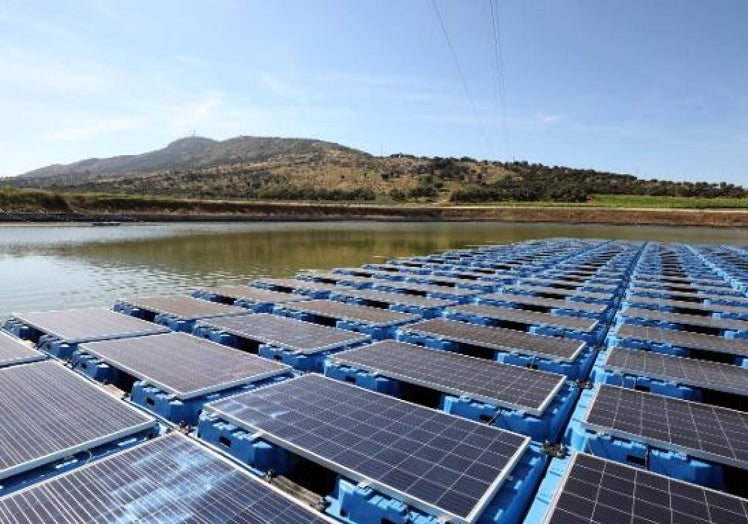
449;304;599;332
544;453;748;524
5;238;748;523
604;347;748;396
205;374;530;523
119;295;248;320
79;332;291;399
197;313;369;354
330;340;565;416
0;331;44;367
0;433;332;524
10;308;169;343
400;318;585;361
583;385;748;469
0;361;155;480
280;299;419;326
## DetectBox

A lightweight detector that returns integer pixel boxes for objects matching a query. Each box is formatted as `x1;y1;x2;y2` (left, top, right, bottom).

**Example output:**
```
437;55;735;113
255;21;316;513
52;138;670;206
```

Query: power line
488;0;512;160
430;0;490;151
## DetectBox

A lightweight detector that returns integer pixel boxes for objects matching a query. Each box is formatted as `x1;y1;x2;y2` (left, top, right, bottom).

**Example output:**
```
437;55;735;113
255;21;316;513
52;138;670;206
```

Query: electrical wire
488;0;512;160
430;0;490;150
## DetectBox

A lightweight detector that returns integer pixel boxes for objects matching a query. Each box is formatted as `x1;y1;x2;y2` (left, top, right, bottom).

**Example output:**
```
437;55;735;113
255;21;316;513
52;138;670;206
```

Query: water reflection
1;221;746;316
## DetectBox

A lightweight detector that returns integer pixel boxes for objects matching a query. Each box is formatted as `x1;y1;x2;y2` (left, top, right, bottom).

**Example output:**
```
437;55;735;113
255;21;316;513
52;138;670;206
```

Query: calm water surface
2;221;747;317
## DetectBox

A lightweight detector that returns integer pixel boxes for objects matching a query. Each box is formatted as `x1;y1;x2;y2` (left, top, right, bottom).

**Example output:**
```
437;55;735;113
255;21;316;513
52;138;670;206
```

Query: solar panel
502;285;613;301
250;278;341;293
0;361;155;480
300;271;375;286
626;295;748;316
10;308;170;343
331;288;456;308
78;333;291;399
622;307;748;332
603;347;748;396
480;293;607;314
627;286;748;304
543;452;748;524
280;300;419;326
195;285;306;304
518;277;615;291
582;385;748;469
635;274;727;286
197;313;369;354
631;280;732;294
330;340;565;416
119;296;248;321
373;281;481;297
0;332;44;367
205;374;530;523
614;324;748;357
449;304;599;332
0;433;333;524
400;319;585;362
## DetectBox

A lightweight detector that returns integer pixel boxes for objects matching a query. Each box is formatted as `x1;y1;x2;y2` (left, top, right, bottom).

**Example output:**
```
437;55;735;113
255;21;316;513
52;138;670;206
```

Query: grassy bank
2;186;748;226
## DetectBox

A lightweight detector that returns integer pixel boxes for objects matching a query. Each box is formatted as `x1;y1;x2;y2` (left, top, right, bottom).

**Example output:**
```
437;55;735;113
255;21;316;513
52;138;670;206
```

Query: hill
8;136;747;203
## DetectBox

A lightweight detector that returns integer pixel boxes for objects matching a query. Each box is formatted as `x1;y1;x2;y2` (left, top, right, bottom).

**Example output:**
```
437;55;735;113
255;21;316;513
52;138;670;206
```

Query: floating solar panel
300;271;374;286
480;293;607;314
119;296;247;321
374;281;481;297
628;286;748;304
251;278;341;293
626;295;748;316
205;374;530;524
622;307;748;332
603;347;748;396
0;433;333;524
450;304;599;332
332;288;456;308
0;332;44;367
9;308;169;343
0;361;155;480
195;285;306;304
635;274;727;286
400;318;585;362
503;285;613;301
582;385;748;469
330;340;565;416
197;313;368;354
543;452;748;524
281;300;419;326
615;324;748;358
78;333;291;399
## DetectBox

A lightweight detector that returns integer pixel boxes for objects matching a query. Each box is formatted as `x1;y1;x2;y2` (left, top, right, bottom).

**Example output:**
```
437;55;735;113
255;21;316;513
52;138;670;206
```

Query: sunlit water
2;221;747;317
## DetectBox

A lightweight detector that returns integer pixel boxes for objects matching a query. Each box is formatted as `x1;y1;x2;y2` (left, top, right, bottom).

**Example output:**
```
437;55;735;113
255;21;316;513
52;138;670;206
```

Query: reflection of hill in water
64;225;514;282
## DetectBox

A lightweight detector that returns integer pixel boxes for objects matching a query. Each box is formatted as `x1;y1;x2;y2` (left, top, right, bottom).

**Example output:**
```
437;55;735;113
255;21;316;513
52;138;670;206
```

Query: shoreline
2;204;748;227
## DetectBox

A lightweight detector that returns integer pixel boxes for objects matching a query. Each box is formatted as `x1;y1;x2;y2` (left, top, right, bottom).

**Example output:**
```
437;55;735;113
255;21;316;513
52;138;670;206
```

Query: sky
1;0;747;184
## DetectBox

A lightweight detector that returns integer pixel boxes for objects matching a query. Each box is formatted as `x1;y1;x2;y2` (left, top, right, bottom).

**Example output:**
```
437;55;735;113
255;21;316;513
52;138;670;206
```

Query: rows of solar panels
0;239;747;523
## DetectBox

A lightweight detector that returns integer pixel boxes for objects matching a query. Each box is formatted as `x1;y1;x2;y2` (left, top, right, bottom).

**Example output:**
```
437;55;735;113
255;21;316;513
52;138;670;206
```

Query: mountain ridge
7;135;747;203
16;135;367;180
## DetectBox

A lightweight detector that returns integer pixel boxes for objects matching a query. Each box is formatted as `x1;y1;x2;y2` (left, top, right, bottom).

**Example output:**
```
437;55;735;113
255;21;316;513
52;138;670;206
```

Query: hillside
8;136;747;203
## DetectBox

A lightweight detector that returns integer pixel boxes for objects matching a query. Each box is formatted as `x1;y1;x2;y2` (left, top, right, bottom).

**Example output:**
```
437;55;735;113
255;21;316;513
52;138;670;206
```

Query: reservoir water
2;221;747;317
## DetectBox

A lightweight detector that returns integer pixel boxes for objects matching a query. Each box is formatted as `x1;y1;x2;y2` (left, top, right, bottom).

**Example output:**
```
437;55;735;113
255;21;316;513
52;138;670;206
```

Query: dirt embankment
2;200;748;227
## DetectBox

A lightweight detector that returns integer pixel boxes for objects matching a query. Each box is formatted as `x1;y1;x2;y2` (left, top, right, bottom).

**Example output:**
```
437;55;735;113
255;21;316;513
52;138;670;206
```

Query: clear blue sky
1;0;746;184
